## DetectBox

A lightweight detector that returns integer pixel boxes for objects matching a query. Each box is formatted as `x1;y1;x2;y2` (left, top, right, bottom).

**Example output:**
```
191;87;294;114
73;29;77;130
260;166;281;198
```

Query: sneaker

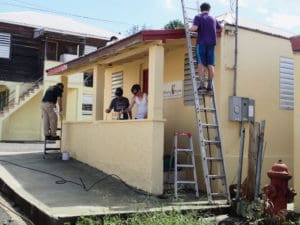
197;86;206;92
206;86;213;92
49;135;61;140
45;135;51;140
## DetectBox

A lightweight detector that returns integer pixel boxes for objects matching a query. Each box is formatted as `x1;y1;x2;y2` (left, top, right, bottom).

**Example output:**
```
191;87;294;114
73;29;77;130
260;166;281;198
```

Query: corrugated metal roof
0;11;118;40
217;13;295;38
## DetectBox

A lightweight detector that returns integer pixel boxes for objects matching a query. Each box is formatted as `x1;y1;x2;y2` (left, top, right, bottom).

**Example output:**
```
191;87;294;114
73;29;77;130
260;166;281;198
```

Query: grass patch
76;210;216;225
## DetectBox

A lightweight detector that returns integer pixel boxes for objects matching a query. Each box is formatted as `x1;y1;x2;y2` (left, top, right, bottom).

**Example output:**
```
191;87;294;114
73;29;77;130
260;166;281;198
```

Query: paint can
62;151;69;161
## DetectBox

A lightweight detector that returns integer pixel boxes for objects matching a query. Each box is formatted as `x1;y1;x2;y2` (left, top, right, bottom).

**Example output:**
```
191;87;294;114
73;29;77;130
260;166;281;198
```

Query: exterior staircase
0;82;43;120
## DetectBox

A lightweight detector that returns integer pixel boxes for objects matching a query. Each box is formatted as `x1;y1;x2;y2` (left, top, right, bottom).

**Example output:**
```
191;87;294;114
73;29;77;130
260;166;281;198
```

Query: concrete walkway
0;143;230;225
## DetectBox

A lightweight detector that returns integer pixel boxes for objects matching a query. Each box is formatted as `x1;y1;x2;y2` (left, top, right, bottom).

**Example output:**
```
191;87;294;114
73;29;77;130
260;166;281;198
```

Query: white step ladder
174;132;199;199
180;0;230;204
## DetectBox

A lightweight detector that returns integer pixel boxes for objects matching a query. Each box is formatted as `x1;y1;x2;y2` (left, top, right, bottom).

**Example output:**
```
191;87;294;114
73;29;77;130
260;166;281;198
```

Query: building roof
290;35;300;52
217;13;295;38
47;29;186;75
0;11;118;40
47;15;296;76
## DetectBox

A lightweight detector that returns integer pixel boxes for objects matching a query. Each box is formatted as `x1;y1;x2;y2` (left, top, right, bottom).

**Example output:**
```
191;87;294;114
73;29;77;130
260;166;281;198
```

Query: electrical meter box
229;96;255;122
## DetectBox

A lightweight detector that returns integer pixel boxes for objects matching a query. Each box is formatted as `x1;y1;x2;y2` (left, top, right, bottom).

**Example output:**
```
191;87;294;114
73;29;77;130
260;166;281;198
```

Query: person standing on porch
105;87;132;120
41;83;64;140
189;2;222;92
127;84;148;119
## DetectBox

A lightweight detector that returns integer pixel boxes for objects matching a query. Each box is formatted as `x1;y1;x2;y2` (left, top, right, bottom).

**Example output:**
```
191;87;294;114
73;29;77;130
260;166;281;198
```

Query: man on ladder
189;2;222;92
41;83;64;140
181;0;230;203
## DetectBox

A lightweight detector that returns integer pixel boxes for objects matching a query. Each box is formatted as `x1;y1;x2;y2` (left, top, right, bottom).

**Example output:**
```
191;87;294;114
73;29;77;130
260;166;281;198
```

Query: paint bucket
62;151;69;161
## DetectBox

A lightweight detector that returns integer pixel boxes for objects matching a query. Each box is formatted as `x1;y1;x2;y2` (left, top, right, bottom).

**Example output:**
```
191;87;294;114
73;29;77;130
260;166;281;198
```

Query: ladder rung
45;148;61;151
208;175;225;179
198;91;214;96
177;180;196;184
206;157;223;161
190;32;197;38
175;132;192;137
176;148;193;152
177;164;194;168
200;108;216;112
211;192;229;197
186;18;194;23
185;6;198;11
203;140;220;144
202;124;218;128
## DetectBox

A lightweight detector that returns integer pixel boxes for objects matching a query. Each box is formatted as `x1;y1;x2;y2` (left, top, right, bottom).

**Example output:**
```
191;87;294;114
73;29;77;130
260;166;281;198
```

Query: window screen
280;57;294;110
0;33;11;59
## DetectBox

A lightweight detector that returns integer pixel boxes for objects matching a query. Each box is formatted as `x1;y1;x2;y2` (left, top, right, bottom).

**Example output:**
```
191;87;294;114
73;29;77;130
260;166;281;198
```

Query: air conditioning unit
59;54;77;63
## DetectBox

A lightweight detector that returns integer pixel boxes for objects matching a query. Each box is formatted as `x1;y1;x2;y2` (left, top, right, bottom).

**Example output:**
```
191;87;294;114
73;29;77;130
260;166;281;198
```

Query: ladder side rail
181;0;213;203
190;135;199;197
174;134;178;198
202;95;214;175
210;81;231;202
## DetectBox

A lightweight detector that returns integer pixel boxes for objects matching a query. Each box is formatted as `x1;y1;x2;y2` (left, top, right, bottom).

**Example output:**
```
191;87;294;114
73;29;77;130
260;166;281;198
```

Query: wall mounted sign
163;80;183;99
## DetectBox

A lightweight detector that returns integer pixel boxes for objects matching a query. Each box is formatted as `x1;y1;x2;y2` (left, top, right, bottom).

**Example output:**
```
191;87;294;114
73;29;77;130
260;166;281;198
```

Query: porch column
148;44;164;120
61;76;68;120
93;65;105;121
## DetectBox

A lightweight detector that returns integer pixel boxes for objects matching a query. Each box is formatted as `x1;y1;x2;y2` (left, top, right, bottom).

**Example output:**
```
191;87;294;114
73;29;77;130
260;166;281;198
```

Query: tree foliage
126;24;149;36
164;19;184;29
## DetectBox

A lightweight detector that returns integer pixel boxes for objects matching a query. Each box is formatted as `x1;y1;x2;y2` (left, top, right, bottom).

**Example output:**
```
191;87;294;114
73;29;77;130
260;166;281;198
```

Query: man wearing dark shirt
41;83;64;140
105;87;131;120
189;2;221;92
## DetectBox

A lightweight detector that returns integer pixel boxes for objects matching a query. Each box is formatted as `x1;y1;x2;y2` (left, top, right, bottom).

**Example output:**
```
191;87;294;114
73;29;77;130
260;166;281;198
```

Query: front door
142;69;148;94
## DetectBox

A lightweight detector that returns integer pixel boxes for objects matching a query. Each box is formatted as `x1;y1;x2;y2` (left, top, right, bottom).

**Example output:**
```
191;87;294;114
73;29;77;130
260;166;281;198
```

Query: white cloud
164;0;174;10
266;13;300;31
256;6;268;15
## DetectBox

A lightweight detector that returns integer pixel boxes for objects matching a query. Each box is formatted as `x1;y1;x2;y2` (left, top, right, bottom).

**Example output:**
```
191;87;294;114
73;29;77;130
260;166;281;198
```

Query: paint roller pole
236;121;245;201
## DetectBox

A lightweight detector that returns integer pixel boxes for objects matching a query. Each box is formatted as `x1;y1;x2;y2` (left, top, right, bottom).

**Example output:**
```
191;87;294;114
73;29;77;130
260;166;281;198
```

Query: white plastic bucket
62;151;69;160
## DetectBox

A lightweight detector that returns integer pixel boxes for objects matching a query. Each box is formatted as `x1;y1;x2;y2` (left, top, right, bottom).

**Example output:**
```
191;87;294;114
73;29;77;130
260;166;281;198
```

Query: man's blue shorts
196;43;215;66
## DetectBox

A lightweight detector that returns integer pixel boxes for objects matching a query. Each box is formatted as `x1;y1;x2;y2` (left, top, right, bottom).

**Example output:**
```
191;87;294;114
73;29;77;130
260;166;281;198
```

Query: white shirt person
127;84;148;119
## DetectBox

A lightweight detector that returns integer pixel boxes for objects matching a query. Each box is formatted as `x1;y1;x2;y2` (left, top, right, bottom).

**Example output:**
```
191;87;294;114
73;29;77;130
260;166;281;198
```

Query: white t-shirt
135;93;148;119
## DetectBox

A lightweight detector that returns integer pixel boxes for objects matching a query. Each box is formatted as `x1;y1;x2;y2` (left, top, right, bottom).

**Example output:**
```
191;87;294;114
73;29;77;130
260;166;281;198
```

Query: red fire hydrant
263;160;297;215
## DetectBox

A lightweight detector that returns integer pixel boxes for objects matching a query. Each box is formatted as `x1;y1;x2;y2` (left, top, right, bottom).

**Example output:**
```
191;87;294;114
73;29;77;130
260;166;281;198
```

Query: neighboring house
0;11;118;141
291;35;300;213
47;15;295;196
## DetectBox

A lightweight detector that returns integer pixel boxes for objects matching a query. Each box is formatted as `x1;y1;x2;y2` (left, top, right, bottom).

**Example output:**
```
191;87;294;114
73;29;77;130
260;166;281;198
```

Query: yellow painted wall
162;28;293;191
2;92;43;140
219;27;294;188
60;30;293;195
293;52;300;212
62;120;164;194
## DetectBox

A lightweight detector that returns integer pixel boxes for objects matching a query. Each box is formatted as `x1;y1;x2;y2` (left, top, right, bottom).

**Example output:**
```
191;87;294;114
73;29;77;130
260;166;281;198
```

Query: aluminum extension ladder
180;0;230;204
174;132;199;199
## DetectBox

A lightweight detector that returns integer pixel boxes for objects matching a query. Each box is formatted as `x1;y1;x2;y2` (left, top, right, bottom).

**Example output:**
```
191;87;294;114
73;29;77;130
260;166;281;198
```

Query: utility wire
0;0;136;26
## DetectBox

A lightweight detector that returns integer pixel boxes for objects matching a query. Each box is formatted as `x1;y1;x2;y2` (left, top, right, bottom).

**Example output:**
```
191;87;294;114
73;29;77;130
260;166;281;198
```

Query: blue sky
0;0;300;36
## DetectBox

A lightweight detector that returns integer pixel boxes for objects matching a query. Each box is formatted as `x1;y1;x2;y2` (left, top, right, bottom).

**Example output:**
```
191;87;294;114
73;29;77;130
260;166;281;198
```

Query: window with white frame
111;71;123;99
82;94;93;115
0;33;11;59
280;57;294;110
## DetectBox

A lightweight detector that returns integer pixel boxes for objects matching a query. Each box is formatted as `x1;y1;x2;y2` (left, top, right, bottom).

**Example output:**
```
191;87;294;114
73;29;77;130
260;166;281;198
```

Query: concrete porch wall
62;119;164;195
